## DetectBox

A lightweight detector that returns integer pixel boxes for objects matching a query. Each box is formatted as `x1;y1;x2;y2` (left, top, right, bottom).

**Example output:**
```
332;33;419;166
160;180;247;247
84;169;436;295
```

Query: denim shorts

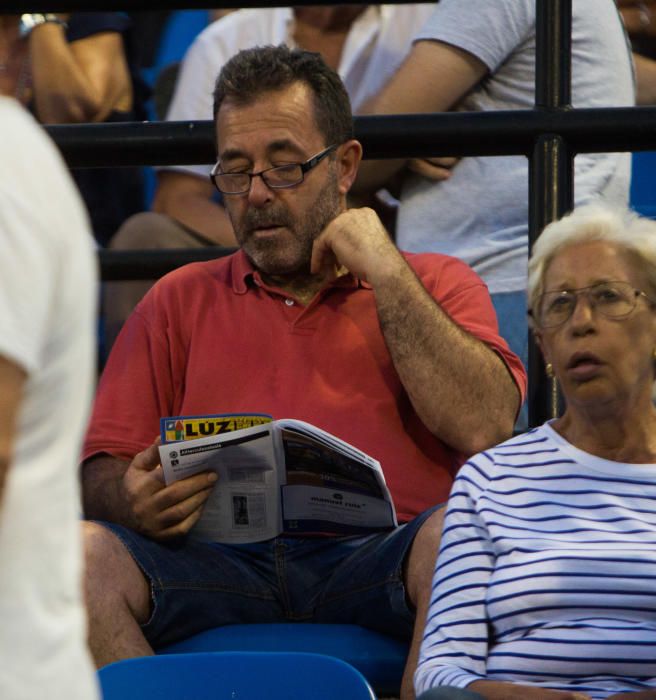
97;505;440;649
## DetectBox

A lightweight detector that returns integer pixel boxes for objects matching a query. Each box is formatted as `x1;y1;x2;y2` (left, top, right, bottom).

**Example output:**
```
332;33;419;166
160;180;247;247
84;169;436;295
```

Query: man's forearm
633;53;656;105
373;259;518;455
351;157;408;196
30;25;129;123
82;454;131;524
353;41;488;195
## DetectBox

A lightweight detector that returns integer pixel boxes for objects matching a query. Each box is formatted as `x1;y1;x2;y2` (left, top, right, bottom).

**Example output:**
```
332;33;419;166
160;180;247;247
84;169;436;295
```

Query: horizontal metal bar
99;247;236;281
47;107;656;168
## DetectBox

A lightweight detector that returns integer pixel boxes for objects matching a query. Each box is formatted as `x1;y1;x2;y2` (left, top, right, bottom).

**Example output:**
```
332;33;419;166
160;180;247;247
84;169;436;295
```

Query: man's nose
247;173;274;207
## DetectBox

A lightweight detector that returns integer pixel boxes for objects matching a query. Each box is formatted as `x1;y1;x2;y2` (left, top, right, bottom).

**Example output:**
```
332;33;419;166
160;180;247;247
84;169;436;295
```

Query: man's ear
336;139;363;195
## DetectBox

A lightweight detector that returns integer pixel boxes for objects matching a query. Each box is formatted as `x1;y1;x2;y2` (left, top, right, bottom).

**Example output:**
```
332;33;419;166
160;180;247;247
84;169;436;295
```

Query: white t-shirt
164;4;434;179
398;0;635;294
0;97;99;700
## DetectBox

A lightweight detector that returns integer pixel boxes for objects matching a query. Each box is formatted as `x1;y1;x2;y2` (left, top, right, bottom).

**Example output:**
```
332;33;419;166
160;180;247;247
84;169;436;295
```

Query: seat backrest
631;151;656;219
98;651;377;700
159;622;407;697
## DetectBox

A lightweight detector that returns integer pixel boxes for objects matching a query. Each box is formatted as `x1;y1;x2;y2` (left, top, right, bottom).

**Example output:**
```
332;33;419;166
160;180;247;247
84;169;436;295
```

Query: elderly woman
415;203;656;700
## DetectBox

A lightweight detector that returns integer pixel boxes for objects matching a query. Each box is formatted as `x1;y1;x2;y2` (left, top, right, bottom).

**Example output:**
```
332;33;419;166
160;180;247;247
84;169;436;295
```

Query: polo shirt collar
230;249;372;294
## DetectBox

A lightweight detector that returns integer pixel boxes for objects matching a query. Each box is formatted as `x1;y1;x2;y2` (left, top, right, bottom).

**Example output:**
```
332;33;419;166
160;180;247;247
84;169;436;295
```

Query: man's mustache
244;207;293;231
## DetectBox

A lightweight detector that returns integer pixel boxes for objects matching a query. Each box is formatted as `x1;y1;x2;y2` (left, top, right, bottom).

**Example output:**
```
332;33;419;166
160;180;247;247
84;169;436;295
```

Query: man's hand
310;207;404;286
121;441;218;540
407;156;459;181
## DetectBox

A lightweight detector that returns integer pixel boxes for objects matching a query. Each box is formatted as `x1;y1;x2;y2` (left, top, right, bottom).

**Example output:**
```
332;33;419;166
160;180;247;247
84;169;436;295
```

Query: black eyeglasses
210;144;337;195
529;280;655;328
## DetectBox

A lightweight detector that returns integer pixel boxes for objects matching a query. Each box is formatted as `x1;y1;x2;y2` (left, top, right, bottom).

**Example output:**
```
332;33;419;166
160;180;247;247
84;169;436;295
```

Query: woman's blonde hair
527;202;656;326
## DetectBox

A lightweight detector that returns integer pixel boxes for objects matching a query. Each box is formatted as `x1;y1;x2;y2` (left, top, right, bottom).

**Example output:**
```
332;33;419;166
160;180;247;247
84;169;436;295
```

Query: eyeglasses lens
539;281;636;327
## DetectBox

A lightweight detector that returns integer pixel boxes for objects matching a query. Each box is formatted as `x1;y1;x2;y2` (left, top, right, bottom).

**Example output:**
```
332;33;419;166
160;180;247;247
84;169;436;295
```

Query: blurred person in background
617;0;656;104
354;0;634;400
0;11;148;246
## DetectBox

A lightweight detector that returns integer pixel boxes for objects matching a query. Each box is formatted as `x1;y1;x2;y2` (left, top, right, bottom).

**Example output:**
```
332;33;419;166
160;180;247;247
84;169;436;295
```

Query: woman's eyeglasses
530;280;655;328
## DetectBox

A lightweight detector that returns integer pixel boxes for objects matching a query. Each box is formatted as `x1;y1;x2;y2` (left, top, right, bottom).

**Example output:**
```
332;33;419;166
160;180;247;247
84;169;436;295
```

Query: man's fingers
154;484;215;529
153;512;204;540
151;498;210;540
427;156;458;167
310;232;339;277
407;156;460;181
151;471;218;512
407;159;451;179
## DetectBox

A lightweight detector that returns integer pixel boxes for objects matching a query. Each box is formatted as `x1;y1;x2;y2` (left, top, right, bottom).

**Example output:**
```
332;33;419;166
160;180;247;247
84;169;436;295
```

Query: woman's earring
545;362;554;378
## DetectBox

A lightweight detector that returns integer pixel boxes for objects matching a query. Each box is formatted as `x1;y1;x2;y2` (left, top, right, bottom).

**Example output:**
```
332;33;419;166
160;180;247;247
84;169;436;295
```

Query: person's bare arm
618;0;656;37
311;207;519;456
152;171;238;246
353;40;488;194
0;356;27;507
82;443;218;540
632;52;656;104
29;22;132;123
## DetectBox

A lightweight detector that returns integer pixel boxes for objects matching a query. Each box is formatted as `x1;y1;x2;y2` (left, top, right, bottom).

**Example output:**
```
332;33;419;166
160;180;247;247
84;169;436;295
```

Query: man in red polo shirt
82;46;525;700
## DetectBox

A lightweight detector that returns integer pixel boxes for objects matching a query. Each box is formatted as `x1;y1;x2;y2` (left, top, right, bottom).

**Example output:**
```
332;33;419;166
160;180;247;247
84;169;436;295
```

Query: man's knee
83;521;150;622
404;508;445;607
109;211;170;250
108;211;200;251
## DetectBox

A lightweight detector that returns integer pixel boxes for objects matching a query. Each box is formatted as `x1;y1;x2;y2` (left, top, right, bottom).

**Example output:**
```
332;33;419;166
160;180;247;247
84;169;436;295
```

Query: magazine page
274;419;397;535
158;423;282;543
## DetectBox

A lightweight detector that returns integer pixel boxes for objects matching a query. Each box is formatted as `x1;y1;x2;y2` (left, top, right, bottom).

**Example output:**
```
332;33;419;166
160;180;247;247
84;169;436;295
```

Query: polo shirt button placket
284;298;294;306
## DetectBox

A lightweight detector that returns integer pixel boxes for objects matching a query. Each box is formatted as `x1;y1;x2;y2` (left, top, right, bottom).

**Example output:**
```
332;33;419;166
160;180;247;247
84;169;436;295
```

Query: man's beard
234;168;341;276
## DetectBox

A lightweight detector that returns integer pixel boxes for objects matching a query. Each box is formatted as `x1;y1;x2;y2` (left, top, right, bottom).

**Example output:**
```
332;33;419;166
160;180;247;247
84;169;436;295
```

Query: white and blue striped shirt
415;422;656;699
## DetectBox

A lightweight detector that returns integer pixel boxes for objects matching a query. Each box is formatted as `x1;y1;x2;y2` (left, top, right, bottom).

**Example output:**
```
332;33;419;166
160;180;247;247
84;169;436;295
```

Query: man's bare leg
83;521;153;667
401;508;446;700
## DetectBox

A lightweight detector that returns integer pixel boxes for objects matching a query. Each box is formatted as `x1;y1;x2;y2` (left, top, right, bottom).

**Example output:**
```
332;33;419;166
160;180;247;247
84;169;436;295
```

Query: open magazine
158;415;397;543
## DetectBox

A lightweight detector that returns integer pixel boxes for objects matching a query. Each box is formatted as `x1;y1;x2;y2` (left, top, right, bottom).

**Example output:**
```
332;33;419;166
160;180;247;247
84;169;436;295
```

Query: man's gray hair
213;44;353;146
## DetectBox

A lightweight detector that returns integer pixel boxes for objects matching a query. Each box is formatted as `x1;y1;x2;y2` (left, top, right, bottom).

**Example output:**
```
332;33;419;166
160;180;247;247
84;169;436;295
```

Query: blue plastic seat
99;651;377;699
630;151;656;219
141;10;210;89
159;623;407;697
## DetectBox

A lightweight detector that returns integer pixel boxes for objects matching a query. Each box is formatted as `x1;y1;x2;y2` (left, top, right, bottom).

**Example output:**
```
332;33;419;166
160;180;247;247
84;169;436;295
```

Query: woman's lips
566;352;603;381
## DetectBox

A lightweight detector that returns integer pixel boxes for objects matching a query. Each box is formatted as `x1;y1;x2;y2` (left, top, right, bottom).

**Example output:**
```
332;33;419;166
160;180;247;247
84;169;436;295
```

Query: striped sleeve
414;454;495;695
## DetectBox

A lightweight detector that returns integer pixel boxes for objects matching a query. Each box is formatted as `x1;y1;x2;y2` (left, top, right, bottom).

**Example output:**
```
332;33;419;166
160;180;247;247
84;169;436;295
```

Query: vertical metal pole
528;0;574;427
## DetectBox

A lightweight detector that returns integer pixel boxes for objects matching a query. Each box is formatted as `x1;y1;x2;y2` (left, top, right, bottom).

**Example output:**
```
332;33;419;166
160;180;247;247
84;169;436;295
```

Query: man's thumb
132;438;162;471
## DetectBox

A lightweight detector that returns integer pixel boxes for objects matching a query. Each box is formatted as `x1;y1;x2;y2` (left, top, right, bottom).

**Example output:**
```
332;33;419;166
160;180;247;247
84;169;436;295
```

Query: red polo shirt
85;250;525;521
